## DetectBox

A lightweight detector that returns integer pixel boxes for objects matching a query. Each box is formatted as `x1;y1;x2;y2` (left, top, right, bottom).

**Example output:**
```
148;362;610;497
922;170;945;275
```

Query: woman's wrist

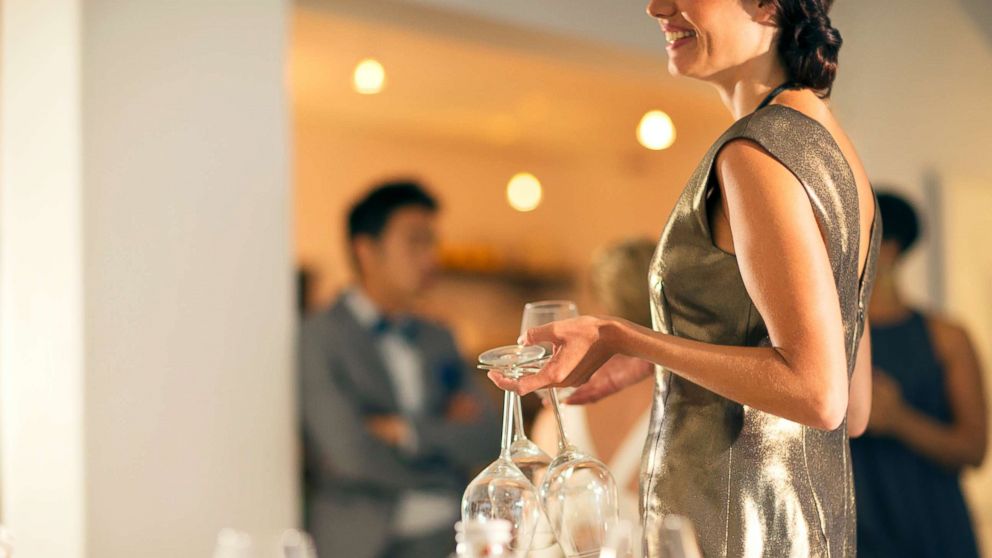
886;401;914;439
598;316;636;356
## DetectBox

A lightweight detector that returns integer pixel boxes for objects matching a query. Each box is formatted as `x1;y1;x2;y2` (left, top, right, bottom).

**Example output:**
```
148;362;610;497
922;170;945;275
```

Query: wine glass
521;300;620;558
509;394;552;485
462;344;546;555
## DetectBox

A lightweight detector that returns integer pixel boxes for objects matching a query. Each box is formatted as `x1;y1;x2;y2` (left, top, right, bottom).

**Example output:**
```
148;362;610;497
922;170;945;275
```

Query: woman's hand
866;369;906;435
565;354;654;404
487;315;624;396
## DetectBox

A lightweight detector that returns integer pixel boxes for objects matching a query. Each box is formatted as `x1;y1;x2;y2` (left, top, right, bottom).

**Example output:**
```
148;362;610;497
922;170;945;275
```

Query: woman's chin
666;59;695;80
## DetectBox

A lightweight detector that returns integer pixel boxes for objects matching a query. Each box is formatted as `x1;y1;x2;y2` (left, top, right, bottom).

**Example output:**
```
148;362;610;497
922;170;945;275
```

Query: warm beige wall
296;116;708;304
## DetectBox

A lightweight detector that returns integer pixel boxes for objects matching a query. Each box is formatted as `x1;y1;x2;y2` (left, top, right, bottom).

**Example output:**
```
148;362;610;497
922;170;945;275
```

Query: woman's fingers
564;366;617;404
487;371;519;391
486;356;569;395
521;322;558;346
563;383;606;405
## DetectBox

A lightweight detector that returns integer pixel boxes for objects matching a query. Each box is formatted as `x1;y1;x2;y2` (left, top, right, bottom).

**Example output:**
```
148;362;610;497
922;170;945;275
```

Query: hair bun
773;0;842;97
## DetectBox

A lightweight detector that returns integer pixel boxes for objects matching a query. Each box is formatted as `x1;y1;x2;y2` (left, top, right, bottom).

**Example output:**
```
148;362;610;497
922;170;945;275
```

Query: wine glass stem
549;388;572;453
512;392;526;442
500;389;516;457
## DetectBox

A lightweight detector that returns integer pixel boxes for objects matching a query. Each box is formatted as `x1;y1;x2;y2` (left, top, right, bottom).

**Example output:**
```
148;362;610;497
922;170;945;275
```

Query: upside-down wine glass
521;300;620;558
462;344;546;555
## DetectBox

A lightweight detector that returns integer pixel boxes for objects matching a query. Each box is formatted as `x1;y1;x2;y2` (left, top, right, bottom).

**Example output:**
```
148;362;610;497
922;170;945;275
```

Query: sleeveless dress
850;311;980;558
642;104;881;558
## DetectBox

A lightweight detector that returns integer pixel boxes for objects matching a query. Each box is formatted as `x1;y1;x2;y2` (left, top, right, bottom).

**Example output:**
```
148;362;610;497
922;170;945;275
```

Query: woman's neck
711;54;790;119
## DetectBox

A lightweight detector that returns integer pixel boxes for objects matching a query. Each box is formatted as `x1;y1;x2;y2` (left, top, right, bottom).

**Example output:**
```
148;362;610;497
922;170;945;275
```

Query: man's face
358;206;439;302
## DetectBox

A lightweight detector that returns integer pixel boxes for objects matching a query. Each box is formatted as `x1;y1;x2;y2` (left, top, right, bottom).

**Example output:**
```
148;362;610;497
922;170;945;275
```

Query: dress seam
802;427;830;556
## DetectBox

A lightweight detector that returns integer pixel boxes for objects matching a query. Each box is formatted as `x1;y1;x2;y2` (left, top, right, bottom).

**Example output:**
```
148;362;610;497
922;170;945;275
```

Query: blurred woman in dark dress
851;192;987;558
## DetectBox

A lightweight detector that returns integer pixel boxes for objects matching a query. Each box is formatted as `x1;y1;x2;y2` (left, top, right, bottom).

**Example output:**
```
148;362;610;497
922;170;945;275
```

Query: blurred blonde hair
589;238;657;328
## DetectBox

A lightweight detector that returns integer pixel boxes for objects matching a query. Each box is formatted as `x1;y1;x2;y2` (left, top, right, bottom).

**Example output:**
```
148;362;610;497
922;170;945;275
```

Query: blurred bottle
600;519;640;558
0;525;13;558
281;529;318;558
657;516;701;558
452;519;513;557
213;528;254;558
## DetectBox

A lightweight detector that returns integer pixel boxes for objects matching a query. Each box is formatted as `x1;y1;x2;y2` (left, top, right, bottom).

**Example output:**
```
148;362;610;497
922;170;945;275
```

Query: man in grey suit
299;181;499;558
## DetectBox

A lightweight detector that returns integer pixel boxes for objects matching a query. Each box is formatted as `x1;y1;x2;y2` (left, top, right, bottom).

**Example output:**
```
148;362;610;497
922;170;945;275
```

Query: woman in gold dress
489;1;879;556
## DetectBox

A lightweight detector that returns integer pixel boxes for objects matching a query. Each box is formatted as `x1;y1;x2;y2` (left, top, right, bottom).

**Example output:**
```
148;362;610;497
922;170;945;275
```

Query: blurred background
1;0;990;556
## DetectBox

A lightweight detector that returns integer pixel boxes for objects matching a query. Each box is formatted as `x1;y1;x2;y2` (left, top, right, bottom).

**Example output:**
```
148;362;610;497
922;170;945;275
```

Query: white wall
1;1;297;557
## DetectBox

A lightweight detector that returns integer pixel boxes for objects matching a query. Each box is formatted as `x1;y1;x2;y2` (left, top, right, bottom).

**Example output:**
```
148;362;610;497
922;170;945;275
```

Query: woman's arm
869;317;987;470
493;140;856;431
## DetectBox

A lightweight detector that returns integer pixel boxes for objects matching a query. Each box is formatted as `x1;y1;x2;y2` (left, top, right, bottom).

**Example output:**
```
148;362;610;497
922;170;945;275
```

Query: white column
1;1;297;557
1;1;85;557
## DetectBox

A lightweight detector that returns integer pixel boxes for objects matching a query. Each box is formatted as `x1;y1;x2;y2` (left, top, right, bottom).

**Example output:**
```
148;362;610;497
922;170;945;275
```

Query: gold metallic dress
642;105;880;558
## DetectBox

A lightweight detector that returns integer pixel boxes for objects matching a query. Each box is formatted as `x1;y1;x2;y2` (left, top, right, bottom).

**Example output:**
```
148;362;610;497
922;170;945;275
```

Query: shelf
439;264;574;289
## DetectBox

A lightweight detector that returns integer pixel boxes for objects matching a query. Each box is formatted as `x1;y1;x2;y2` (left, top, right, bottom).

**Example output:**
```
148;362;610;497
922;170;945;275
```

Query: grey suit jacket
298;295;499;558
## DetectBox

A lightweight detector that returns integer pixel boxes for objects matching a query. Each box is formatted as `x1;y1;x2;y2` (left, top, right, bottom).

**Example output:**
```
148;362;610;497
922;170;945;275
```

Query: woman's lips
665;30;696;49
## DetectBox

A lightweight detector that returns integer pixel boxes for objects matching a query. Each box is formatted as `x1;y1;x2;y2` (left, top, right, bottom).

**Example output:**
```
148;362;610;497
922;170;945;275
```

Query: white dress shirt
344;288;459;538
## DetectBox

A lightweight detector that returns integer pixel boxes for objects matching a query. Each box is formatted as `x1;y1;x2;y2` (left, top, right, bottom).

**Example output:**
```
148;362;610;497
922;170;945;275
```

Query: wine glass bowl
541;450;620;557
461;459;541;554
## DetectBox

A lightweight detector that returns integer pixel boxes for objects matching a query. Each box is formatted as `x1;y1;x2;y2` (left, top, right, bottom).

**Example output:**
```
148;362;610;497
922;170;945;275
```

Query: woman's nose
646;0;679;19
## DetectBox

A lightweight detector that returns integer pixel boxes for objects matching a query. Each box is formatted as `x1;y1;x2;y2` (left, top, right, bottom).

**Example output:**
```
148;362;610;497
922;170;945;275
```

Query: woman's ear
753;0;778;25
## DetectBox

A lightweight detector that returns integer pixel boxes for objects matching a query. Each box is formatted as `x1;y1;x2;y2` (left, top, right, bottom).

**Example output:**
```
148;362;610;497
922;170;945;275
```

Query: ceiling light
353;58;385;95
637;110;676;150
506;172;543;212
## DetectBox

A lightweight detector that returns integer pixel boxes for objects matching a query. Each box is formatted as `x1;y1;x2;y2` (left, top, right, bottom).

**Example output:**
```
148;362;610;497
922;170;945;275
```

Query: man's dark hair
347;180;438;241
876;191;921;255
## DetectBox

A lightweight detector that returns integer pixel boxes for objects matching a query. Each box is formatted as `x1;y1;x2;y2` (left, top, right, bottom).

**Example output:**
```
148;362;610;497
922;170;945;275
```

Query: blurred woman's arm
870;317;987;470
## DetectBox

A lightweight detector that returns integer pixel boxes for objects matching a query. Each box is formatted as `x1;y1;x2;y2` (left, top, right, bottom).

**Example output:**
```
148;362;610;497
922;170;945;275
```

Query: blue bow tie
371;316;418;342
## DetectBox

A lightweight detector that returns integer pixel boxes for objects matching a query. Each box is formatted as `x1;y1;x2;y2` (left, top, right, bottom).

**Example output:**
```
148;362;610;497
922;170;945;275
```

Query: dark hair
876;191;921;255
766;0;842;97
347;180;438;242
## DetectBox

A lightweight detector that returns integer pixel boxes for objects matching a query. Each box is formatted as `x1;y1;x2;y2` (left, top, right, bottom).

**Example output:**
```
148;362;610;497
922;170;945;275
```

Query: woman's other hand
866;369;906;435
565;354;654;404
